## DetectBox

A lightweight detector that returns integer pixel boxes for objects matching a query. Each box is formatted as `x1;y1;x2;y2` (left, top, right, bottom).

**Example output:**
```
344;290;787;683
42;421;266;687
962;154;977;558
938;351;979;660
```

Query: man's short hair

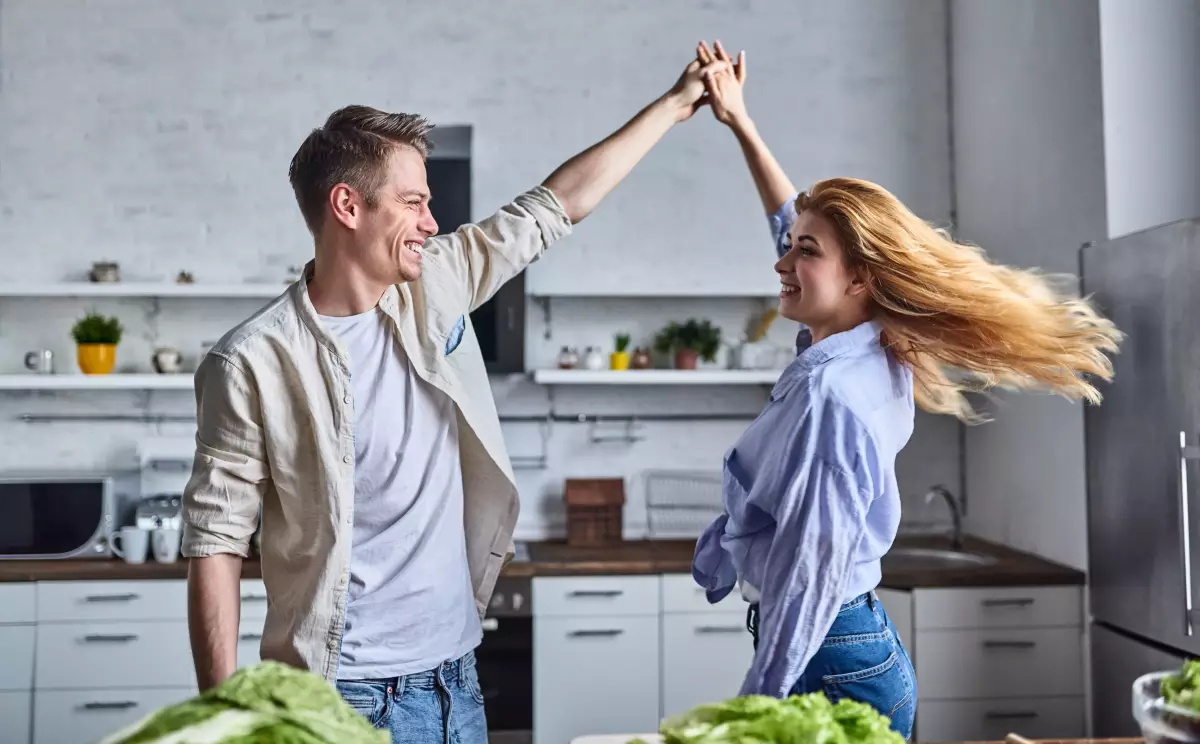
288;105;433;233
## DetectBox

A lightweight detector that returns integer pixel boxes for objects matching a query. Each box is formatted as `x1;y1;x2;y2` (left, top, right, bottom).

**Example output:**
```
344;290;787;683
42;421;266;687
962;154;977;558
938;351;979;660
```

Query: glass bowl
1135;671;1200;744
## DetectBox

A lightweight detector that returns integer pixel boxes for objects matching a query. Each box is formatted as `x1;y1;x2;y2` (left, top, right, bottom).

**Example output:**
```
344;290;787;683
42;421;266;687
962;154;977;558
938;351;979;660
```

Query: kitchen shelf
0;283;288;299
0;374;193;390
531;369;783;385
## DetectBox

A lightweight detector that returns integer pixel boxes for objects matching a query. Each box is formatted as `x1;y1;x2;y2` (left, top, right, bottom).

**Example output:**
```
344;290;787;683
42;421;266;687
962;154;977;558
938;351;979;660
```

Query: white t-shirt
320;308;481;679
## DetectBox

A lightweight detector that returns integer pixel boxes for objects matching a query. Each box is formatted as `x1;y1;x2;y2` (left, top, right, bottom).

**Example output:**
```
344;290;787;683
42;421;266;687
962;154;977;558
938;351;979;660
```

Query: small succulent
71;312;124;345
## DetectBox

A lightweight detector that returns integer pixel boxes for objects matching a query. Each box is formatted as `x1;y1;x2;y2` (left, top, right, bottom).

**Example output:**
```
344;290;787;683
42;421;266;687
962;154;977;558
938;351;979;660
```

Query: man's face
355;147;439;284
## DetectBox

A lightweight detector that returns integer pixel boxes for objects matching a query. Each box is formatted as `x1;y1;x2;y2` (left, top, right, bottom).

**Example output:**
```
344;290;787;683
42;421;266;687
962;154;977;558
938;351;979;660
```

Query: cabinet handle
568;590;623;598
241;594;268;602
84;593;140;603
981;598;1035;608
984;711;1039;720
82;701;138;711
239;633;263;641
568;629;625;638
982;640;1036;650
695;625;744;634
83;634;139;643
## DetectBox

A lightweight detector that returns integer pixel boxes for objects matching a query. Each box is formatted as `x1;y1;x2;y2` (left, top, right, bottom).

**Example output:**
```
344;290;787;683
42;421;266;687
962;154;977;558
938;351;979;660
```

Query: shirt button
327;637;338;650
343;395;351;404
343;454;352;464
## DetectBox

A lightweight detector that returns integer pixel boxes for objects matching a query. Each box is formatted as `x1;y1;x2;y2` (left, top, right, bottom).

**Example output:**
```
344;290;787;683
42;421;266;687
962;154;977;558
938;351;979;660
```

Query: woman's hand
697;40;748;129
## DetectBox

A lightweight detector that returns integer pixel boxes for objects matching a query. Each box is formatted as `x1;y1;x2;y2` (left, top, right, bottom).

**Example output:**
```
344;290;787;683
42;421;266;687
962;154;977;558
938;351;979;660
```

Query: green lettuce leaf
98;661;389;744
657;692;903;744
1163;659;1200;712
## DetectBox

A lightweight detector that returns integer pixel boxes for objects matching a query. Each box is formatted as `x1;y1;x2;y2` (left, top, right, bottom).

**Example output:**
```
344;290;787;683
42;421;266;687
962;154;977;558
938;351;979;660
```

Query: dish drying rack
644;470;724;538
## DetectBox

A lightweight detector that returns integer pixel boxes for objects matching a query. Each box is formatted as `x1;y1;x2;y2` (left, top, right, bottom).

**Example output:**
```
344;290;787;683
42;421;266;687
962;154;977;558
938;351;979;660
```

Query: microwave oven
0;474;115;559
426;126;525;374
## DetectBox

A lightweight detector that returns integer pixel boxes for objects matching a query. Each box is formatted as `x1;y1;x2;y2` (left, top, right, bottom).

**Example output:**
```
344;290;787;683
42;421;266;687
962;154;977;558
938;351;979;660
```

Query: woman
689;42;1121;738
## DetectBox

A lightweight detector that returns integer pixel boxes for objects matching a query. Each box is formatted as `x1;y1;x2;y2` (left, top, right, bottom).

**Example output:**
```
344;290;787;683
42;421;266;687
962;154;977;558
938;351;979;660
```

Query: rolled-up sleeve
181;353;269;559
768;193;800;259
422;185;574;312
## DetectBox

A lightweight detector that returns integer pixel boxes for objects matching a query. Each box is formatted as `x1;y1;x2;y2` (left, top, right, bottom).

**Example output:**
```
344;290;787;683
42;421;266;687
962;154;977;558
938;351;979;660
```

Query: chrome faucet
924;485;964;551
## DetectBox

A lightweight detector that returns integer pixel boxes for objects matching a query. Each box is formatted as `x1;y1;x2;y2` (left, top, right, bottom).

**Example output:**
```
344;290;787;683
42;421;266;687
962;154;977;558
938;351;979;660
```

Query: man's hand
698;40;748;129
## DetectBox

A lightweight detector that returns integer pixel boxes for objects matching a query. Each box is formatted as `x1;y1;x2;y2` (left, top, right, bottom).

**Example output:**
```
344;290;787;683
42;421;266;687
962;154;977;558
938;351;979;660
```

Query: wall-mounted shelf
531;369;783;385
0;283;288;299
0;374;193;390
528;290;779;299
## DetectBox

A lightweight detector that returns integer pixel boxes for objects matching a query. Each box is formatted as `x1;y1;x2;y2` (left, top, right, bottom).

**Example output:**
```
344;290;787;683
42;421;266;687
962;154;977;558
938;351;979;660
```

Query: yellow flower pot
610;351;631;371
77;343;117;375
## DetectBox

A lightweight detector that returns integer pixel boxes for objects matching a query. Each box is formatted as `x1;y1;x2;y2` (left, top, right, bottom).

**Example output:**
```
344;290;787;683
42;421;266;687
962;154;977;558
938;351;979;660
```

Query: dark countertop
0;534;1084;587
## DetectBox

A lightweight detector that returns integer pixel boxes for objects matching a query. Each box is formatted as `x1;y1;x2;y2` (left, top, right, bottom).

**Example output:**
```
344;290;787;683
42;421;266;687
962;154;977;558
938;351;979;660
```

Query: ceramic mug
152;528;181;564
110;526;149;564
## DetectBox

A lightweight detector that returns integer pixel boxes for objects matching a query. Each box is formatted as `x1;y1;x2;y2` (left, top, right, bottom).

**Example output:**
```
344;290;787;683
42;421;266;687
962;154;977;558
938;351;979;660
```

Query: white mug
110;527;149;564
152;528;181;564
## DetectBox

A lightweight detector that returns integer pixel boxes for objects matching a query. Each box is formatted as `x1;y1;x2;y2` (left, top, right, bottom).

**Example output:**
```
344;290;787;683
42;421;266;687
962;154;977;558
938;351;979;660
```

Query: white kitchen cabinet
533;576;659;618
37;581;187;623
33;688;194;744
534;576;661;744
0;584;35;624
35;621;194;690
916;697;1086;743
0;625;36;692
661;612;753;718
875;588;913;651
911;586;1085;742
0;691;32;744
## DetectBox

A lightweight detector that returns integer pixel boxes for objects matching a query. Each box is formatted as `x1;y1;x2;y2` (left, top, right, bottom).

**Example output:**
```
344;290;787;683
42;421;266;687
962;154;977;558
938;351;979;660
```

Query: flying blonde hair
795;177;1122;422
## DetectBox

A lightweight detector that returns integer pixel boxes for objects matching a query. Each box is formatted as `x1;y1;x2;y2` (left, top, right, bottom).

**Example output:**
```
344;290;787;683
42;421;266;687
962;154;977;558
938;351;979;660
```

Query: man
181;53;726;743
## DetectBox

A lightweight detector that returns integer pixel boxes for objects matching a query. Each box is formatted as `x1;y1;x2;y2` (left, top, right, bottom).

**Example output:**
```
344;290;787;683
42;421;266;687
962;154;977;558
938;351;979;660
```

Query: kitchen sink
882;547;998;570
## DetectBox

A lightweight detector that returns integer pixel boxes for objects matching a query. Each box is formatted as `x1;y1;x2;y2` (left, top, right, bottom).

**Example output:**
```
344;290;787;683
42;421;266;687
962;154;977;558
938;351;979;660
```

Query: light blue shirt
691;196;915;698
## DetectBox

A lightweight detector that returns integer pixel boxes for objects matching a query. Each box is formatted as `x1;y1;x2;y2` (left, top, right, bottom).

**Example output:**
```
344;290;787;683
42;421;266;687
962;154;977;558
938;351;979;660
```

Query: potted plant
71;311;124;375
653;319;721;370
610;333;631;371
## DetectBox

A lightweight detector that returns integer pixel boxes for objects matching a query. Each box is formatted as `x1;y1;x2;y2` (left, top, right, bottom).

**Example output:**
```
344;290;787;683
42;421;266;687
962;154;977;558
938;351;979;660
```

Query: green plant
71;312;124;345
653;319;722;362
614;332;631;353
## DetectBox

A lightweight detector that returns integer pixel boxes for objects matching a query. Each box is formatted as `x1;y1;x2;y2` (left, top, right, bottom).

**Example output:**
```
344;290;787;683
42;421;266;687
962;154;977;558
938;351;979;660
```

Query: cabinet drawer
913;587;1082;630
917;696;1085;742
660;574;747;615
661;612;754;717
37;581;187;623
0;584;36;624
0;690;31;744
34;687;194;744
915;627;1084;699
534;615;660;744
0;625;35;691
36;621;194;690
534;576;659;617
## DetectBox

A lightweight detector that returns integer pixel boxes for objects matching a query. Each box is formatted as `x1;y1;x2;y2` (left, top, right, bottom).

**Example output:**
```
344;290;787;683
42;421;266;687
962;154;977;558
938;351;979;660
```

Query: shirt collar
795;319;884;369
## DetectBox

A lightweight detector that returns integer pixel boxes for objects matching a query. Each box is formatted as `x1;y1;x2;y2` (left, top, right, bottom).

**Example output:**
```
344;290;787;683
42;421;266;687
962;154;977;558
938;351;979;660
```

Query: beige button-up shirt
181;185;572;682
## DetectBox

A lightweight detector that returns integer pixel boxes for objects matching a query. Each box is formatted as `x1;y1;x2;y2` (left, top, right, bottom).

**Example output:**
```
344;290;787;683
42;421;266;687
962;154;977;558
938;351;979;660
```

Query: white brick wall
0;0;959;537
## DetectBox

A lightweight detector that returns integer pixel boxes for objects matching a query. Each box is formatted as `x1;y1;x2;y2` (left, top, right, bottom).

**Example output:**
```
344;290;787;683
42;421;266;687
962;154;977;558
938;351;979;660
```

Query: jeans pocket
820;638;915;738
335;680;389;728
463;660;486;706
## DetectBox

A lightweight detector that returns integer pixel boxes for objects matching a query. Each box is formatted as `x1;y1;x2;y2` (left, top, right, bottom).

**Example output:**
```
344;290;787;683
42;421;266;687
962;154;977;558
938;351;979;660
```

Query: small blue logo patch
445;315;465;355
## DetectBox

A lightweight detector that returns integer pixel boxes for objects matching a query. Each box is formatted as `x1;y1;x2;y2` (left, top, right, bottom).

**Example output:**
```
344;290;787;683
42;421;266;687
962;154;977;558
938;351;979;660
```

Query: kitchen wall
951;0;1109;571
1098;0;1200;238
0;0;960;538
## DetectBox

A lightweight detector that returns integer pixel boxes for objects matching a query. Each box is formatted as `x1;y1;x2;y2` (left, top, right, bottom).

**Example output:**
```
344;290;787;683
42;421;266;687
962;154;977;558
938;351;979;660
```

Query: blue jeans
335;651;488;744
748;593;917;740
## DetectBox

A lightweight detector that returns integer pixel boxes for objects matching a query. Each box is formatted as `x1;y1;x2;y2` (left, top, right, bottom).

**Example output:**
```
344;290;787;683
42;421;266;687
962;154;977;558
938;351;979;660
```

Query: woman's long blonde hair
796;177;1122;422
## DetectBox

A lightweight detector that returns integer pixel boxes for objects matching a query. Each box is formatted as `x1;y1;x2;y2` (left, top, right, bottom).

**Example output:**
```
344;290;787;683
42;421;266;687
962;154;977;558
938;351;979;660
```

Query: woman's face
774;208;871;342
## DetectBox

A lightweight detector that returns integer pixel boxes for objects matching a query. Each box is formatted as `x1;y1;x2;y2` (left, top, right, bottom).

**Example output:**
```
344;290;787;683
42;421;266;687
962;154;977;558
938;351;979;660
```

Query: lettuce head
98;661;388;744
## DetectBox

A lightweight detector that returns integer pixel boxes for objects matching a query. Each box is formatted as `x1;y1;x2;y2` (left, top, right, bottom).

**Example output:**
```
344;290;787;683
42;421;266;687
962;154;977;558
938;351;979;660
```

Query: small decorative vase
78;344;117;375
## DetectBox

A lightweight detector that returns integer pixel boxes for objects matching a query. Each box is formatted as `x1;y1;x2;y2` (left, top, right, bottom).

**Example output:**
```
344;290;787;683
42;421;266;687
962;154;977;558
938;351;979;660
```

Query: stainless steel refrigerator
1082;217;1200;736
